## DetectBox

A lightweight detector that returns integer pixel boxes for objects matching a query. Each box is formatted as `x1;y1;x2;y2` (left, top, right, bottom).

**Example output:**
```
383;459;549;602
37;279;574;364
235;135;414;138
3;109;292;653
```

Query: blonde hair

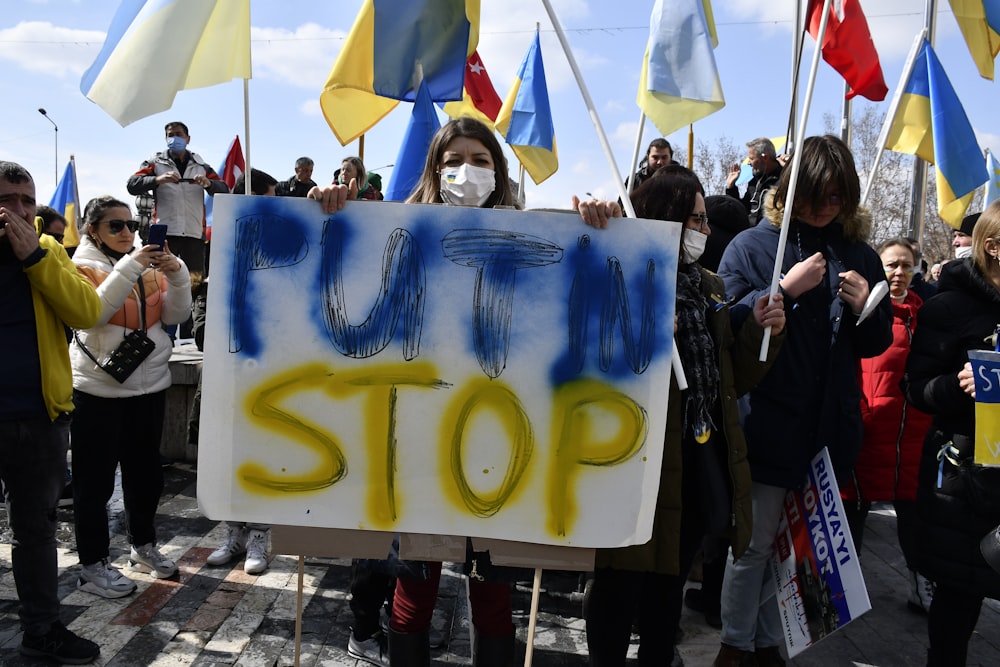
971;199;1000;275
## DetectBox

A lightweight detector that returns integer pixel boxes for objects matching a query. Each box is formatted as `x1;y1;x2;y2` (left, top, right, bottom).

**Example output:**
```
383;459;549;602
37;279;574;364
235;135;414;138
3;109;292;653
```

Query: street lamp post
38;108;58;185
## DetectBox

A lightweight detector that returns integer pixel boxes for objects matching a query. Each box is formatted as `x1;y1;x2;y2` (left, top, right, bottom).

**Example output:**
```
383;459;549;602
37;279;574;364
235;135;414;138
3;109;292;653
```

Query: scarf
675;262;720;441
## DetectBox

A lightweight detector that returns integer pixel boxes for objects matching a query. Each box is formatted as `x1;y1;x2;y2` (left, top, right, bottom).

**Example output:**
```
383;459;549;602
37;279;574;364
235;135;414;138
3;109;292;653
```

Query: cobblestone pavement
1;463;999;666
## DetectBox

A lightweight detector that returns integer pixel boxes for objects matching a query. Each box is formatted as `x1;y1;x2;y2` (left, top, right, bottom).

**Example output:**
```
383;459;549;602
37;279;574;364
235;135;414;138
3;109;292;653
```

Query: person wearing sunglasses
68;195;191;599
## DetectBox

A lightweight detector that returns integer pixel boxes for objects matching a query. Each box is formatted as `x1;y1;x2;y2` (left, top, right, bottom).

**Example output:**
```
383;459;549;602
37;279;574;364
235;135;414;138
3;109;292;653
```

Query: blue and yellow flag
986;148;1000;206
948;0;1000;80
81;0;251;127
320;0;480;146
48;158;81;249
885;38;988;228
494;30;558;185
386;81;442;201
637;0;725;137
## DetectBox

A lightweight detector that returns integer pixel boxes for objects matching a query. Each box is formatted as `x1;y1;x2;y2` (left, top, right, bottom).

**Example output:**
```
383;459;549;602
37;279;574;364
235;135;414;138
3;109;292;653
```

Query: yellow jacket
23;233;101;420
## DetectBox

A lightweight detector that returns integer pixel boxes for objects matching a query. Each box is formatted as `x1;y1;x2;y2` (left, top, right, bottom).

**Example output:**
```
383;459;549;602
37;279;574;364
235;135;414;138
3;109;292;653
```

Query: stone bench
163;342;202;462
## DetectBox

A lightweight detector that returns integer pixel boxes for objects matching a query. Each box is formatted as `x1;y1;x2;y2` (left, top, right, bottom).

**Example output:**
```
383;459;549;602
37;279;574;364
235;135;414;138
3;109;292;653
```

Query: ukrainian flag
494;30;558;186
637;0;725;137
320;0;479;146
948;0;1000;80
81;0;251;127
885;38;988;228
48;158;81;249
987;149;1000;206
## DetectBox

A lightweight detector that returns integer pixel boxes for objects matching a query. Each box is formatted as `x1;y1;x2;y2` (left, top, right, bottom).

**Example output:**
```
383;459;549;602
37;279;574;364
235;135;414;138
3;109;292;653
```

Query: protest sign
772;448;870;658
969;349;1000;466
198;195;681;548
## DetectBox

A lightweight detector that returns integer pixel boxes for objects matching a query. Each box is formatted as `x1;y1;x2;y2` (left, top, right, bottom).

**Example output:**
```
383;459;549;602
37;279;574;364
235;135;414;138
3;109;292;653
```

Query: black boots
387;629;429;667
473;631;515;667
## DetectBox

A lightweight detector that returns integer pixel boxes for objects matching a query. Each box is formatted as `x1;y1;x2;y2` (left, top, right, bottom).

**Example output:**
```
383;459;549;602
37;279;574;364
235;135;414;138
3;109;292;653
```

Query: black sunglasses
102;219;140;235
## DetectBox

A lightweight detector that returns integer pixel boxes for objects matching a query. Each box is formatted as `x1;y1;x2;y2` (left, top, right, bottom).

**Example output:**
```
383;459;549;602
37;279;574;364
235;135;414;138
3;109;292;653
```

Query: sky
1;0;998;214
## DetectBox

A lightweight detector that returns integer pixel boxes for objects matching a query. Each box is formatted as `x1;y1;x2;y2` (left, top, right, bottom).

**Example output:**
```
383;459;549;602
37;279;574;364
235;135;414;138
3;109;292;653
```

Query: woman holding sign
903;200;1000;666
581;165;786;667
308;117;621;667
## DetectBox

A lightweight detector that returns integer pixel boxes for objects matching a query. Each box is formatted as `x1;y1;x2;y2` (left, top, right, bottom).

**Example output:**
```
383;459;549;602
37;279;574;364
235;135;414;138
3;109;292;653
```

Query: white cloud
0;22;103;77
300;99;322;116
250;23;345;90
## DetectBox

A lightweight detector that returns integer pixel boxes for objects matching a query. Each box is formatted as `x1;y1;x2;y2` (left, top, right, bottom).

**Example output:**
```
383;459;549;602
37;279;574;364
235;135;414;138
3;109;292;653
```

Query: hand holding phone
147;223;168;251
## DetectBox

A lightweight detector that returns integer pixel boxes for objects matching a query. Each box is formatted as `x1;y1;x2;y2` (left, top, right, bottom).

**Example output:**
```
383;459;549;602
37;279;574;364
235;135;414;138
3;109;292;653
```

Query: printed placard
198;195;681;548
772;448;871;657
969;350;1000;467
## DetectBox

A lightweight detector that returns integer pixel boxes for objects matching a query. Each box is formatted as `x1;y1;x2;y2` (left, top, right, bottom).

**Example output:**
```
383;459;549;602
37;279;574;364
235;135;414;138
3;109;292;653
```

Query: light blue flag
987;149;1000;206
385;80;441;201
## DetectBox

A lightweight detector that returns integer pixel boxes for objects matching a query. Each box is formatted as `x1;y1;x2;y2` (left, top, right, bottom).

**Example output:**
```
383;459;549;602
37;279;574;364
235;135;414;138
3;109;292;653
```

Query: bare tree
692;135;741;197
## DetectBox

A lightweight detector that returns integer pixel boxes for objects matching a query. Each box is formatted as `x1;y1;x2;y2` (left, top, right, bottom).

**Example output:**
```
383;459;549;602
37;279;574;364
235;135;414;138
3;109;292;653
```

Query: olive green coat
594;268;782;575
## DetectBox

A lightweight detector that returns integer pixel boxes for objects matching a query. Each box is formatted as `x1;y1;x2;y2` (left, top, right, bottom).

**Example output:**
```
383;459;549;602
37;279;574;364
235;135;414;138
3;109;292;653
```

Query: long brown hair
404;118;517;209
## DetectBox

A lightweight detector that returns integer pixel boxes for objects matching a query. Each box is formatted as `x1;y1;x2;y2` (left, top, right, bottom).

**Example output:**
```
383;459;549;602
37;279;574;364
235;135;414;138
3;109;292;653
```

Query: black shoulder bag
75;278;156;384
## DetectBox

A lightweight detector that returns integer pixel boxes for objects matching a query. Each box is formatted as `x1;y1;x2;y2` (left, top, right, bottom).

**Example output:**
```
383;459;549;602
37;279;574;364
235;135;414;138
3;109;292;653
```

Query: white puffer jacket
70;235;191;398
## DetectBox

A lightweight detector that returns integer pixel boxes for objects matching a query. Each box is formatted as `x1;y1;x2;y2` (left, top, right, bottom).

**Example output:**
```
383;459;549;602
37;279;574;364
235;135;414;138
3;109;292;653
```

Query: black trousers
71;389;166;564
927;582;983;666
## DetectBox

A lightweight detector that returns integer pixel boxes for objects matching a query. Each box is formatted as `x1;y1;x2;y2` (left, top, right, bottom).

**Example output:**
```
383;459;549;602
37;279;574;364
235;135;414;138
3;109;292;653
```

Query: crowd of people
1;117;998;667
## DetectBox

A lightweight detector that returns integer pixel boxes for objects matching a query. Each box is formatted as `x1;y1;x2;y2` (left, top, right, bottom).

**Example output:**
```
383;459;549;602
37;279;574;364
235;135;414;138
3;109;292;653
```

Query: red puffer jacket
845;291;933;502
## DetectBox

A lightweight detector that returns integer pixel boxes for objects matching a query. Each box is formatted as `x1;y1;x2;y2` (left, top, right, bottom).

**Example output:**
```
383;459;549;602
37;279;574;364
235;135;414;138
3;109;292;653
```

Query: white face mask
439;164;496;207
681;229;708;264
955;245;973;259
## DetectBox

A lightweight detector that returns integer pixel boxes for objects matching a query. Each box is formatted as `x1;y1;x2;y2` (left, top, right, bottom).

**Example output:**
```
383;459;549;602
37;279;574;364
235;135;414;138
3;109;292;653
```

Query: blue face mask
166;136;187;154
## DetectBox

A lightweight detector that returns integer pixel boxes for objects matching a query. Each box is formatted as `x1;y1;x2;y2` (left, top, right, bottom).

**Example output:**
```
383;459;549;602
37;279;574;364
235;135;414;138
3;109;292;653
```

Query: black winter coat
903;258;1000;598
719;201;892;489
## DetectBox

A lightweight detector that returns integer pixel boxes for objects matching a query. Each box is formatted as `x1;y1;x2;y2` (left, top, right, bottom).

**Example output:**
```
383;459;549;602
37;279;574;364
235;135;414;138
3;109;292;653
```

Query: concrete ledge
164;342;202;462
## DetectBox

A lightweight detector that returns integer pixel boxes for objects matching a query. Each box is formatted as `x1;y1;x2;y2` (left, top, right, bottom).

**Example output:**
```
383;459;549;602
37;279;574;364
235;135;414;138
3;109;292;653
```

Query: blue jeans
0;414;70;634
720;481;787;651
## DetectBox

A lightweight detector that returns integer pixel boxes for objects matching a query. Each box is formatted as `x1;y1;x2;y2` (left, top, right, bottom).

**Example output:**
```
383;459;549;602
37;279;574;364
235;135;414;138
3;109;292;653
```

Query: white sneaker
348;630;388;667
129;543;178;579
207;525;246;566
244;528;269;575
78;558;137;598
907;569;934;614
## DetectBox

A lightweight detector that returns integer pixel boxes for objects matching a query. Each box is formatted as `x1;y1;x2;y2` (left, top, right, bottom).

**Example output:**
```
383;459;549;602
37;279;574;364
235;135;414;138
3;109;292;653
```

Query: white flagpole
243;78;252;194
861;30;927;207
627;110;646;196
541;0;687;391
758;0;833;362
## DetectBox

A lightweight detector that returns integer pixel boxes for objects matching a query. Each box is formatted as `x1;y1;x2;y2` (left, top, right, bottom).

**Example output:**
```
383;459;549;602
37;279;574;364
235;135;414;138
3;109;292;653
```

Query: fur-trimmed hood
762;189;873;244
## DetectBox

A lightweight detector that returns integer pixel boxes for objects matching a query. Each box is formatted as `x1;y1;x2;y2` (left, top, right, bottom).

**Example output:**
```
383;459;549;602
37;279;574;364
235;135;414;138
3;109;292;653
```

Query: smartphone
147;223;168;251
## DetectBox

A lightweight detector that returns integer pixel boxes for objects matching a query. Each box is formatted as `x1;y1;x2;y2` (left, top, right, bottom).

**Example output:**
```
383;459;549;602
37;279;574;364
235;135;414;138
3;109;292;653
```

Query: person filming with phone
68;195;190;599
126;121;227;280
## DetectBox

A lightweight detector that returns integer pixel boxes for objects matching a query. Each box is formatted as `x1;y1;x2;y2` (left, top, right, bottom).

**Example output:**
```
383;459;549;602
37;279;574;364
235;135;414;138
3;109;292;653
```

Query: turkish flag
463;51;503;121
807;0;888;101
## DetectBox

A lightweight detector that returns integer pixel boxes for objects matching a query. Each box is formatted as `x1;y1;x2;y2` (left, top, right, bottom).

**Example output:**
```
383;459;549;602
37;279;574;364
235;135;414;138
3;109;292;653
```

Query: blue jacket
719;202;892;488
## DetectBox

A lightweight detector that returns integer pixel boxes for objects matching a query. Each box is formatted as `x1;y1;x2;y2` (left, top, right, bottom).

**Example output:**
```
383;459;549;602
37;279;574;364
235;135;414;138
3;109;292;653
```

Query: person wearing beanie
954;212;980;259
701;195;751;273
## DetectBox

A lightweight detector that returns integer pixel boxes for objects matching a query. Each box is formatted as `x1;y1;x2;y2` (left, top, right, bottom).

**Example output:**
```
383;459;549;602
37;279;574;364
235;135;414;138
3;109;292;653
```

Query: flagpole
787;0;805;153
759;0;833;362
541;0;687;391
243;78;251;194
687;124;694;170
906;0;937;242
861;30;927;207
627;110;646;196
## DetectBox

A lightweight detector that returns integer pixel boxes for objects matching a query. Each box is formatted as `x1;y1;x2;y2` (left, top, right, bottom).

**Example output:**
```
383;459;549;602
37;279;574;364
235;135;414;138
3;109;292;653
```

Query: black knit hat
701;195;751;273
961;212;981;236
